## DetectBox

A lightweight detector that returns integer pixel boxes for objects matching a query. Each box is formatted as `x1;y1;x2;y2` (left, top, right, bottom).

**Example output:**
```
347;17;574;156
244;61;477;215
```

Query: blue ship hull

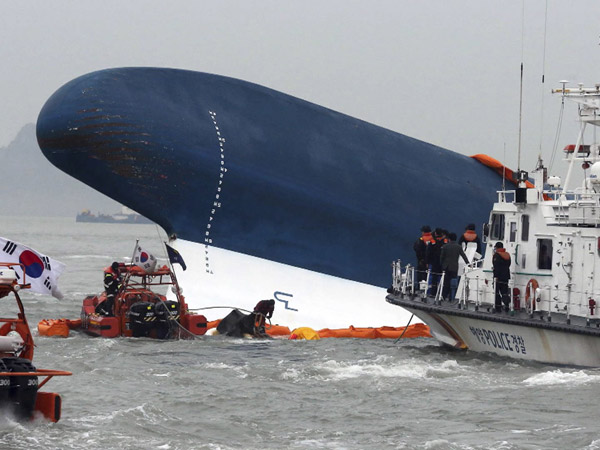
36;68;501;291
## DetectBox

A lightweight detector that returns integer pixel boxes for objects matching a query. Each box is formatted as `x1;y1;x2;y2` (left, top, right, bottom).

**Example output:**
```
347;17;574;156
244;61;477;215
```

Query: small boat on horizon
76;206;153;224
387;82;600;367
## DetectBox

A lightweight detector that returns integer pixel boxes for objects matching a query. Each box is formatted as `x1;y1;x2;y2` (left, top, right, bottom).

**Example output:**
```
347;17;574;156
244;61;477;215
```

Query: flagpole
121;239;139;291
164;241;184;305
130;239;139;267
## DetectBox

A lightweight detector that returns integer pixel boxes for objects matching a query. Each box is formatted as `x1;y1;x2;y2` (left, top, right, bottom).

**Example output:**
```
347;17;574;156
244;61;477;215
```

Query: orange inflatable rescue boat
40;263;207;340
0;263;71;422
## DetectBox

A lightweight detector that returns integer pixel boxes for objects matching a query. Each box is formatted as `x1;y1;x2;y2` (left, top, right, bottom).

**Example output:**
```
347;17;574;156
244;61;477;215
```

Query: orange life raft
205;319;430;339
37;319;81;338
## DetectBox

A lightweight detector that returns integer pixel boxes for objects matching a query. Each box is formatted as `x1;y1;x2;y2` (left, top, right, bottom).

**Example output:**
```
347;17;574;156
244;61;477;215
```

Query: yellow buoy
289;327;320;340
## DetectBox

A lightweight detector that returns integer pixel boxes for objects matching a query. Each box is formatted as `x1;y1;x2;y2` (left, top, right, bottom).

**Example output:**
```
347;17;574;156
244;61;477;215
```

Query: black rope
394;313;414;343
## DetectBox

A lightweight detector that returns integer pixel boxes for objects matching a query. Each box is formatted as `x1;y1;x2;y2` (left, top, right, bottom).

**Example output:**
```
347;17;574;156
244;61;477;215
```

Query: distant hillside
0;124;122;216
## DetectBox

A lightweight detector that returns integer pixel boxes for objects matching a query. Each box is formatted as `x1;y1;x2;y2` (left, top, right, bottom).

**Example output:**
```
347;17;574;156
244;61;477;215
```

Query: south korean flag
133;244;157;273
0;237;65;299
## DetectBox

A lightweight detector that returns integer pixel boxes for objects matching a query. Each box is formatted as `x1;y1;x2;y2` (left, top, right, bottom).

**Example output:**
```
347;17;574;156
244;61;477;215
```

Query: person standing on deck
426;228;446;296
414;225;434;283
96;261;122;316
458;223;482;255
440;232;469;301
492;242;511;312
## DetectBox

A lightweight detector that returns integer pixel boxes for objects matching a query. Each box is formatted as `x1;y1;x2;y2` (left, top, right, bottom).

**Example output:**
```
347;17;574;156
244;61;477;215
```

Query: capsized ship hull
36;67;503;330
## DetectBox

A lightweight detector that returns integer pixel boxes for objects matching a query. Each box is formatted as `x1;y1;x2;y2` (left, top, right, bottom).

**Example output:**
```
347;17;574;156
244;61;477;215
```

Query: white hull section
170;239;417;331
407;308;600;367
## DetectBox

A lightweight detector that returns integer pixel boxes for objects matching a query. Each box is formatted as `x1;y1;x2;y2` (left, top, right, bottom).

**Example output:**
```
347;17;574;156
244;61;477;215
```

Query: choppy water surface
0;216;599;450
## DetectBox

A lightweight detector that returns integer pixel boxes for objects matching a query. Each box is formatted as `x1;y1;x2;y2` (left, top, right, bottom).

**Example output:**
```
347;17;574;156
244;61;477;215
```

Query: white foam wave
73;403;174;427
302;357;464;382
204;362;239;370
63;254;115;260
422;439;451;449
523;369;600;386
588;439;600;450
202;361;248;378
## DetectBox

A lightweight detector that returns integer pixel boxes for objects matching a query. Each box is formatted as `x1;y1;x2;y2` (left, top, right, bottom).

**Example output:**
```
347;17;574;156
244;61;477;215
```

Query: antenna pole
503;143;507;193
517;0;525;174
518;62;524;173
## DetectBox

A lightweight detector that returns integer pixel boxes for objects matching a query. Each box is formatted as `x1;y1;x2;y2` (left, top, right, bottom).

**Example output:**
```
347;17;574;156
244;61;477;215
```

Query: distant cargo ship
36;67;504;330
76;207;153;224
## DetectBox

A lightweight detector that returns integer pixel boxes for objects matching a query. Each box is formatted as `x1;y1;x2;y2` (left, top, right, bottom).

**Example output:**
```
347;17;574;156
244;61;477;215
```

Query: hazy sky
2;0;600;175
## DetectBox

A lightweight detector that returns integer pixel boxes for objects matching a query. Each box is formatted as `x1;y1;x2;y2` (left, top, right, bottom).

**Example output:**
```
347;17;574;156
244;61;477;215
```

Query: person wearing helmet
96;261;122;316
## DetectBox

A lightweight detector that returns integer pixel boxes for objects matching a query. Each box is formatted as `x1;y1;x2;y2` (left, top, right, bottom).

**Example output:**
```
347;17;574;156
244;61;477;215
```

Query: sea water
0;216;599;450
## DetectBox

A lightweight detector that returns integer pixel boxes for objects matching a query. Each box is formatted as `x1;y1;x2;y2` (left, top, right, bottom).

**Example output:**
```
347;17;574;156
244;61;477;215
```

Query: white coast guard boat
387;82;600;367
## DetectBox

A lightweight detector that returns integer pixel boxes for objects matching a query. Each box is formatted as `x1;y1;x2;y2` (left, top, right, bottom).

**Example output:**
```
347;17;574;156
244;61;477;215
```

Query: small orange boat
0;263;71;422
78;264;208;339
37;319;81;338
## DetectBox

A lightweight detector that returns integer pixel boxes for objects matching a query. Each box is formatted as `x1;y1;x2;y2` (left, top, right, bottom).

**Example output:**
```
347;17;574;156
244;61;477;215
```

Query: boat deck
386;293;600;337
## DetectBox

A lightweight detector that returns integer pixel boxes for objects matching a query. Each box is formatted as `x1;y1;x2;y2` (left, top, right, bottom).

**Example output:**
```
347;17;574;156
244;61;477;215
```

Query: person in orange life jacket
96;261;122;316
426;228;447;295
492;242;511;312
413;225;434;282
252;299;275;335
440;232;469;301
458;223;482;254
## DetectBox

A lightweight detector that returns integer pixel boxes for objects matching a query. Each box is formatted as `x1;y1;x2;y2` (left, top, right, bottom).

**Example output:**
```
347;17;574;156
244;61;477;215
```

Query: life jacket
103;266;122;293
463;230;478;242
495;248;510;261
420;232;434;244
104;266;118;276
104;266;121;282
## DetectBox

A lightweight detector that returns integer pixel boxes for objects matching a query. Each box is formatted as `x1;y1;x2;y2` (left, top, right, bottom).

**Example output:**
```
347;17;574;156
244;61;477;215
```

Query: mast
517;0;525;173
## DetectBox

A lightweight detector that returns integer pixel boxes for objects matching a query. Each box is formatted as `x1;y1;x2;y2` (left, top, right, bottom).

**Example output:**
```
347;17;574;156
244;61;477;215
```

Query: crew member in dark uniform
426;228;446;296
251;299;275;335
440;232;469;301
96;261;122;316
414;226;434;283
492;242;511;312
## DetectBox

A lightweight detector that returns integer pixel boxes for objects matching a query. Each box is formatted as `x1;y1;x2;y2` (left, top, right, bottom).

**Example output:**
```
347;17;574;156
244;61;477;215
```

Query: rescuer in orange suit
96;262;122;316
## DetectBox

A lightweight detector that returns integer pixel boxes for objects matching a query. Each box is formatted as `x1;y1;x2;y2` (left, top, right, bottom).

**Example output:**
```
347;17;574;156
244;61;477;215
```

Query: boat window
482;223;489;243
521;215;529;241
490;214;505;240
509;222;517;242
537;239;552;270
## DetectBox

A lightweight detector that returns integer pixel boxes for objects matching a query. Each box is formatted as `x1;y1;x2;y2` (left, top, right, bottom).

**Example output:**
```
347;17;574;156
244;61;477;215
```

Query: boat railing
391;261;600;324
539;189;600;226
497;190;516;203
